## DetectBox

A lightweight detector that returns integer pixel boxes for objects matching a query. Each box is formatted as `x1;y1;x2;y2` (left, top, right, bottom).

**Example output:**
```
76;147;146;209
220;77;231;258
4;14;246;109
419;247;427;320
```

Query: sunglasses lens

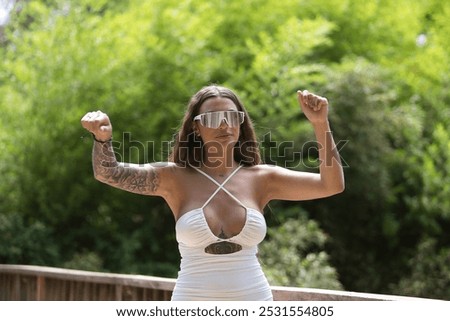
226;111;244;127
204;112;221;128
197;111;244;128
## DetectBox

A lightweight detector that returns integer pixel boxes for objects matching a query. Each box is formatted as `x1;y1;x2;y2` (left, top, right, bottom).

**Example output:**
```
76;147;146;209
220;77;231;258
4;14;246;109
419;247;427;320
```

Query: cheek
199;126;212;134
197;127;214;139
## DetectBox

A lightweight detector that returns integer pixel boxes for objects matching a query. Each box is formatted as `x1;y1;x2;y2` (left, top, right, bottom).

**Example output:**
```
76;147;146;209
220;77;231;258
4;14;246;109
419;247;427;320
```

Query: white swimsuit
171;166;273;301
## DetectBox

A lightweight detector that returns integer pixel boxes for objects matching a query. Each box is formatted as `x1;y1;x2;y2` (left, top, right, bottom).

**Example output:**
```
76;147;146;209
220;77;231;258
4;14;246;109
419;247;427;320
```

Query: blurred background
0;0;449;300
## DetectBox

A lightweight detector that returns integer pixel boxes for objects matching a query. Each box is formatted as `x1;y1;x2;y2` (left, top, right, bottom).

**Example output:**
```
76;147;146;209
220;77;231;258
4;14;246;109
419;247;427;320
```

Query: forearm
92;140;119;179
92;140;159;194
312;121;345;193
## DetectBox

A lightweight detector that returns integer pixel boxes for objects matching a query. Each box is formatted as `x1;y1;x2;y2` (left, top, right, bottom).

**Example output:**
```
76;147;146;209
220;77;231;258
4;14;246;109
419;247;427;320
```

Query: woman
81;85;344;300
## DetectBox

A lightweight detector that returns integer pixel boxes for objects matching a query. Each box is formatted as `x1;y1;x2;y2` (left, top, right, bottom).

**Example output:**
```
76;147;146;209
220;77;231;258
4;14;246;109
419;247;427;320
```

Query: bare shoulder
251;164;322;202
239;164;281;203
239;164;291;182
158;162;195;179
249;163;299;177
148;161;188;187
236;164;274;184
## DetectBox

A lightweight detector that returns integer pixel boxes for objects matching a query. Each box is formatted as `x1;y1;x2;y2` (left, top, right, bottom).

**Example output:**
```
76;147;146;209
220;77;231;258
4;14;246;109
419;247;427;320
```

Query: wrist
92;134;112;143
311;119;330;128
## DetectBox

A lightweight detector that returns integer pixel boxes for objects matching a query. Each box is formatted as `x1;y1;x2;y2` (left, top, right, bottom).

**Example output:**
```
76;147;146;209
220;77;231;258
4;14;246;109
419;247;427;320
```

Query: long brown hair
169;85;261;167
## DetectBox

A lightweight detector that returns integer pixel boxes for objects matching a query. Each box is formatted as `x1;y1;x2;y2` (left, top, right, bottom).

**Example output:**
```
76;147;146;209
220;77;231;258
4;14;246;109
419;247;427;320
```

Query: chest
175;208;267;247
173;168;265;238
177;171;262;214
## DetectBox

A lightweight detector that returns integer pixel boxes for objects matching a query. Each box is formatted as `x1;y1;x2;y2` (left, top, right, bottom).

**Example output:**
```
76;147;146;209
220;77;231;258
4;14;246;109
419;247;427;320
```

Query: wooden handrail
0;264;432;301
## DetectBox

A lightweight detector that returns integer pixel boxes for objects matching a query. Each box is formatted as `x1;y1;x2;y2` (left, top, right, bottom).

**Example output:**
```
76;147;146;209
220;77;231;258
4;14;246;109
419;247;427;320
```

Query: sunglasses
193;111;245;129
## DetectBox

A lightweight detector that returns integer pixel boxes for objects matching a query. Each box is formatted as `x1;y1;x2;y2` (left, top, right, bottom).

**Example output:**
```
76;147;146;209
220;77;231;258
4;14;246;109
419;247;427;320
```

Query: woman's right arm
81;111;173;197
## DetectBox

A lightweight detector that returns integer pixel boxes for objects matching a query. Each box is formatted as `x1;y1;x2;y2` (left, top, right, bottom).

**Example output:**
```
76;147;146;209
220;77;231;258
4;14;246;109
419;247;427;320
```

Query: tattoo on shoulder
92;140;160;194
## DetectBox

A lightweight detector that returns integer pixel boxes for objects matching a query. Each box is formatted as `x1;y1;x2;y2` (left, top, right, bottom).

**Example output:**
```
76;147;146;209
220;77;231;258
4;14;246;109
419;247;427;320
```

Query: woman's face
194;97;241;149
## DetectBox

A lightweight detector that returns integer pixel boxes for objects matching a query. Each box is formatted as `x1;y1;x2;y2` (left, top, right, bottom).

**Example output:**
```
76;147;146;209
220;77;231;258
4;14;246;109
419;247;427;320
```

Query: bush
62;251;104;272
391;238;450;300
260;214;342;290
0;213;58;266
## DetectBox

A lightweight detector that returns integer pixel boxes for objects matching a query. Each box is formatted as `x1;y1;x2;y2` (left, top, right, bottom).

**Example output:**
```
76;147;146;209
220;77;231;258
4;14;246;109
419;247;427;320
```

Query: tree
260;211;342;290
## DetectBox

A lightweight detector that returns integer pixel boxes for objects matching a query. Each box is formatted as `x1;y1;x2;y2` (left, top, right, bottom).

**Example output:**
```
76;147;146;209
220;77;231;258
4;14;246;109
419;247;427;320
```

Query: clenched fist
81;110;113;142
297;90;329;124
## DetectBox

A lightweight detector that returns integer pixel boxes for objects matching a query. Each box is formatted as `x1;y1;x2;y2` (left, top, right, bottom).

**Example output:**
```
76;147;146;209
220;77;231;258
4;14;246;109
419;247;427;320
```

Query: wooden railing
0;264;428;301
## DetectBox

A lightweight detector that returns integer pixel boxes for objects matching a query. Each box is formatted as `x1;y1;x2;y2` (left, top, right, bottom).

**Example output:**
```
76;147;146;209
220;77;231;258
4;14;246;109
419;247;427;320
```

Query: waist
173;254;272;300
178;243;258;258
180;249;259;269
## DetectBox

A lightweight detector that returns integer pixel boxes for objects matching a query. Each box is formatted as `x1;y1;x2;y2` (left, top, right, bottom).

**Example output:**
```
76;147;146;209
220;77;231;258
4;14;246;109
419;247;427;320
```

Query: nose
218;118;229;128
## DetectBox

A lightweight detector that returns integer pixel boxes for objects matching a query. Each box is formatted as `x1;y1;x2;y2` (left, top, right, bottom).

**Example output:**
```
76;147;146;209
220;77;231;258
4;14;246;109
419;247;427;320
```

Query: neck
203;145;238;176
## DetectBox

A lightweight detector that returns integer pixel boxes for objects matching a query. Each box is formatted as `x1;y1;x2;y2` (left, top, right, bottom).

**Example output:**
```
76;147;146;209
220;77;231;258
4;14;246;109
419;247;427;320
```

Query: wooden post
115;284;122;300
36;276;46;300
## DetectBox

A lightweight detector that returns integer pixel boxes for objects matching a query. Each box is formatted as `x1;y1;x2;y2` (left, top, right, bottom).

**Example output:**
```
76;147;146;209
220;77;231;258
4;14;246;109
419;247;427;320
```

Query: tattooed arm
81;111;169;197
92;140;160;195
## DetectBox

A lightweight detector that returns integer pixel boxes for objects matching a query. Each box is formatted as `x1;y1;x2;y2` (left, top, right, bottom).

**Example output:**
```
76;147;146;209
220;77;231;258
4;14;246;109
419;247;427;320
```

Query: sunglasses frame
193;111;245;129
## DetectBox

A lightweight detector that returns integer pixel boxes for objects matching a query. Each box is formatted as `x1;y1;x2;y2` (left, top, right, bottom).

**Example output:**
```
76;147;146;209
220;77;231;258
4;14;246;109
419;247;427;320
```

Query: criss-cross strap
193;165;246;209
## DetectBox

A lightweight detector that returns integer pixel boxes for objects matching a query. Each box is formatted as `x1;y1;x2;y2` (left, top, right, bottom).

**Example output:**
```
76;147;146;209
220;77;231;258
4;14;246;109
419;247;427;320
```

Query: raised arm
264;90;345;202
81;111;170;197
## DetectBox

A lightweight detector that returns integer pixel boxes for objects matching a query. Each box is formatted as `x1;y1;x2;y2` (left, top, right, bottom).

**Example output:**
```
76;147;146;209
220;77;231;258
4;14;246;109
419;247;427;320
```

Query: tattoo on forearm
92;141;159;194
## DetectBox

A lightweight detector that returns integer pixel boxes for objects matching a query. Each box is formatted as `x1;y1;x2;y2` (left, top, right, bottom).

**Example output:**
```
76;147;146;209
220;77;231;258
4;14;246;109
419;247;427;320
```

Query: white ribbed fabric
171;166;273;301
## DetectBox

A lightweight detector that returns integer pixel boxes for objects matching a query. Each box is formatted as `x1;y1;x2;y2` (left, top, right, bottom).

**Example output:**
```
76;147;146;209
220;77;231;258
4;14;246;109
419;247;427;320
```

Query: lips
216;132;233;138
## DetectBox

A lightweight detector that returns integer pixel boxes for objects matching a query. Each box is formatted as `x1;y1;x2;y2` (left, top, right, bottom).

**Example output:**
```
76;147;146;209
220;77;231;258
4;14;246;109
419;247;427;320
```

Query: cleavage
202;194;247;239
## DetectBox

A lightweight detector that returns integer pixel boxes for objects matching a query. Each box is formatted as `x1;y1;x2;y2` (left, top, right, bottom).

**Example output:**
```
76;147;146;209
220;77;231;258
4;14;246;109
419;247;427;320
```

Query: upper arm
94;161;176;198
91;140;177;198
263;165;340;202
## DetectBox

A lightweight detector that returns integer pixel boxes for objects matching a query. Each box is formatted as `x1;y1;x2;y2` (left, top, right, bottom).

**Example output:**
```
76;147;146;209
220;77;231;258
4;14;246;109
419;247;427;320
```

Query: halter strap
193;165;246;209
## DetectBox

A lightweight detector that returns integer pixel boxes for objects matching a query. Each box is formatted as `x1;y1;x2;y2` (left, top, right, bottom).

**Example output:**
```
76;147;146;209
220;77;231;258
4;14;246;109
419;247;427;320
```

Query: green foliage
391;239;450;300
62;251;103;272
0;0;449;299
415;124;450;224
0;214;58;265
260;214;343;290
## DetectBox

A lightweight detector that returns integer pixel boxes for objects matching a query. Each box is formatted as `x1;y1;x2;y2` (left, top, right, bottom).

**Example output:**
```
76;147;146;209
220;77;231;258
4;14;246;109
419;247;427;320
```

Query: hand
297;90;329;124
81;110;113;142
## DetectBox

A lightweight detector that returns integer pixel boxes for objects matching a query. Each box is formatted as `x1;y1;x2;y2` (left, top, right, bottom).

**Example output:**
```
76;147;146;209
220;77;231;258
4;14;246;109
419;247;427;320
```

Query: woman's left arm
264;90;345;202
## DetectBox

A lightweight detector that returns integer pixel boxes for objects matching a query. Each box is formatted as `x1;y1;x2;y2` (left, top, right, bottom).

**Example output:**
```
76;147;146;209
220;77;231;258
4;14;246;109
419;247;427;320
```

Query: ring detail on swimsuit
204;241;243;254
